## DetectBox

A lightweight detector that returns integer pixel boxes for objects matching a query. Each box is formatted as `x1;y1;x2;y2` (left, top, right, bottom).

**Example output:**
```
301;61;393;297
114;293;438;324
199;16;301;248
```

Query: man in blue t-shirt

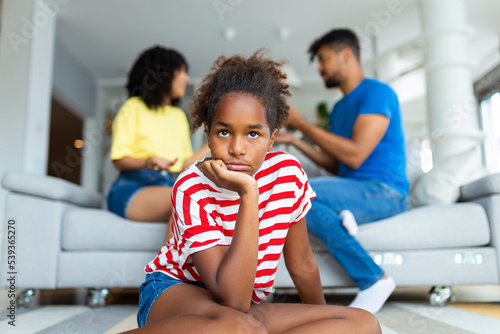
276;28;409;314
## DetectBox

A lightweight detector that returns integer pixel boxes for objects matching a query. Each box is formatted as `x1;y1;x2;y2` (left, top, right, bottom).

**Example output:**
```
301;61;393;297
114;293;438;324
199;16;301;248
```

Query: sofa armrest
1;171;102;208
459;173;500;202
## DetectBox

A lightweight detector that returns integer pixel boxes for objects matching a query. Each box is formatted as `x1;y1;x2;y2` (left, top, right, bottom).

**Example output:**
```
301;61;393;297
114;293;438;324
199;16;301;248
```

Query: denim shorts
107;169;177;218
137;271;207;327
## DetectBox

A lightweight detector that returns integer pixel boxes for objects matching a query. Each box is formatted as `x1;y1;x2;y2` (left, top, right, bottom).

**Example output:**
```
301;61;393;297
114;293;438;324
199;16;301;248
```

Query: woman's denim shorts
107;169;177;218
137;271;207;327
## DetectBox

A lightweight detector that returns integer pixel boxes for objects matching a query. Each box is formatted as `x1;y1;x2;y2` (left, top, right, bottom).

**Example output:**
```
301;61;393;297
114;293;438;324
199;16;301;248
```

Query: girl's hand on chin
197;159;256;195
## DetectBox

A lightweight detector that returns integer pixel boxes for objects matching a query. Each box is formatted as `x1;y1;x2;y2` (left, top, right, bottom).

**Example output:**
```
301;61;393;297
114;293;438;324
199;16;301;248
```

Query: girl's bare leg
120;280;378;334
127;186;173;222
121;284;267;334
248;302;381;334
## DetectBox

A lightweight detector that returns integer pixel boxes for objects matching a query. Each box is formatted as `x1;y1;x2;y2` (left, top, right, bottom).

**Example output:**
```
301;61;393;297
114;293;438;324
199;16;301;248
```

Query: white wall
0;0;56;218
0;0;55;177
0;0;100;309
0;0;57;311
52;38;96;119
0;0;97;206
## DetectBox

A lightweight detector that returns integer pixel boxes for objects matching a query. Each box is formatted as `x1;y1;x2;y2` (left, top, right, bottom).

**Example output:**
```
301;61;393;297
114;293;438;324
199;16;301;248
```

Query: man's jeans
306;176;409;290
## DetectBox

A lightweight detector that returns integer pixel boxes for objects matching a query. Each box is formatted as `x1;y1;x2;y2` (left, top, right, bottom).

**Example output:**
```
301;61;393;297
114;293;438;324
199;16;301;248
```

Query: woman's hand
197;159;257;196
146;157;178;171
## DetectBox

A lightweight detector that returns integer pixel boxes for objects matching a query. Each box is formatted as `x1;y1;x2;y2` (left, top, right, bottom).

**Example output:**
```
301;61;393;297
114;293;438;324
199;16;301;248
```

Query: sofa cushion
63;203;489;253
2;171;102;208
309;203;490;251
62;208;166;251
409;146;480;207
460;173;500;201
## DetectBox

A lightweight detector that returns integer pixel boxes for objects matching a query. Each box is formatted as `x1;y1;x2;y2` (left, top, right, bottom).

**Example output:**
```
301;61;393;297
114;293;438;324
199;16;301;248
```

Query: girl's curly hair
126;46;188;109
191;50;290;133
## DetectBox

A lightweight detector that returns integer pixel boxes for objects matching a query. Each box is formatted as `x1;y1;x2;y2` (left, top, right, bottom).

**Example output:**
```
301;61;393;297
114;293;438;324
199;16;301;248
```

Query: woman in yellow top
107;46;209;234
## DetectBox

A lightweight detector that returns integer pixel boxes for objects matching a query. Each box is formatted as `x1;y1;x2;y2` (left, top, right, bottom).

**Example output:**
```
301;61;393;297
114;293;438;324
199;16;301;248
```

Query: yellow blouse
110;97;193;173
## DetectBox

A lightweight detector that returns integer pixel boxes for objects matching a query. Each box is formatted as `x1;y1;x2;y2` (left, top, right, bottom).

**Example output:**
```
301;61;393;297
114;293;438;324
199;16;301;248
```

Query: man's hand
283;104;390;170
197;159;257;196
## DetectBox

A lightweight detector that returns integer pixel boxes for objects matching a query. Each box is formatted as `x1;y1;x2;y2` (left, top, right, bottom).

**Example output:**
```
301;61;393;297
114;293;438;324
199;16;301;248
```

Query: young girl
125;51;381;333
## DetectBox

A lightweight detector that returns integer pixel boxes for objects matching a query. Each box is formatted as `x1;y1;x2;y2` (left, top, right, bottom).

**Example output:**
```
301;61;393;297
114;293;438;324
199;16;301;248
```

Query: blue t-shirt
329;78;409;196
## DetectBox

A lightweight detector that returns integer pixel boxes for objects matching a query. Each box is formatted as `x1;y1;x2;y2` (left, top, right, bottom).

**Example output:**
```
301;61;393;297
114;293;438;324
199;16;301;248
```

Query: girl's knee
349;308;382;334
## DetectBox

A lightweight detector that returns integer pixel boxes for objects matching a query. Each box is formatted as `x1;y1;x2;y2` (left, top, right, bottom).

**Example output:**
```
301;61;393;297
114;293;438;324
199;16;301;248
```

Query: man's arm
288;106;389;169
283;217;326;305
275;132;338;174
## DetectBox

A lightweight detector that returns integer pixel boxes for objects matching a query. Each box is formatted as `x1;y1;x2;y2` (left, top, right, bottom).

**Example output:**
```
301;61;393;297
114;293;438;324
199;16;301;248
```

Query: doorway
47;98;83;184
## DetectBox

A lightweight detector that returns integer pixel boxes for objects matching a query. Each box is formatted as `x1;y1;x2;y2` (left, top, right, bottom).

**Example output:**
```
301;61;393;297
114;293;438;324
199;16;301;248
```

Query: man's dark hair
308;28;360;62
191;49;290;133
126;46;188;109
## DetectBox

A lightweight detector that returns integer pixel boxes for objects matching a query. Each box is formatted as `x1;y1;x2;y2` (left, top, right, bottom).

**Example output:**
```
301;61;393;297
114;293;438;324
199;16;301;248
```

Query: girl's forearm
212;189;260;312
294;264;326;305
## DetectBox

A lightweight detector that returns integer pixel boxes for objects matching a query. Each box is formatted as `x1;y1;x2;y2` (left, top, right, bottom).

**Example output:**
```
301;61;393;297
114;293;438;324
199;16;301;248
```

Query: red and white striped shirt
145;151;316;303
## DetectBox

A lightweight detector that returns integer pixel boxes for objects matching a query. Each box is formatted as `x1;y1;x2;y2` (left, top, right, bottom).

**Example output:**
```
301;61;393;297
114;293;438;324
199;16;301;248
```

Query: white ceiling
55;0;500;85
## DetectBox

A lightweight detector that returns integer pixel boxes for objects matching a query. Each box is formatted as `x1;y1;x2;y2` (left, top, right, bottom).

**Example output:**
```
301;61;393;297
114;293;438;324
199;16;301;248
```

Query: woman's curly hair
126;46;188;109
191;50;290;133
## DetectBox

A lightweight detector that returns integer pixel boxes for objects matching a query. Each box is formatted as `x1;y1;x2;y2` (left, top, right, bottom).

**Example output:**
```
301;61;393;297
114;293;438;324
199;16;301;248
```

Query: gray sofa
1;169;500;307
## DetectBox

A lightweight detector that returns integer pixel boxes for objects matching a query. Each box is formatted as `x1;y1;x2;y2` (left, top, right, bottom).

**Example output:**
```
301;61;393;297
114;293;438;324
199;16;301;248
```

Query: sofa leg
429;286;455;306
86;288;110;307
17;289;36;307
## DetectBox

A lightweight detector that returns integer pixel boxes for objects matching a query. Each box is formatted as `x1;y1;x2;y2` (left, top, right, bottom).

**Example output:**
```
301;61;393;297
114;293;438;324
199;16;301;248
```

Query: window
480;92;500;173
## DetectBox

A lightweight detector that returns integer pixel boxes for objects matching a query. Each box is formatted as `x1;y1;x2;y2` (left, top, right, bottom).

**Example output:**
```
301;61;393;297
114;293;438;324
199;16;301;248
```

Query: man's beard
321;71;340;88
324;77;340;88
